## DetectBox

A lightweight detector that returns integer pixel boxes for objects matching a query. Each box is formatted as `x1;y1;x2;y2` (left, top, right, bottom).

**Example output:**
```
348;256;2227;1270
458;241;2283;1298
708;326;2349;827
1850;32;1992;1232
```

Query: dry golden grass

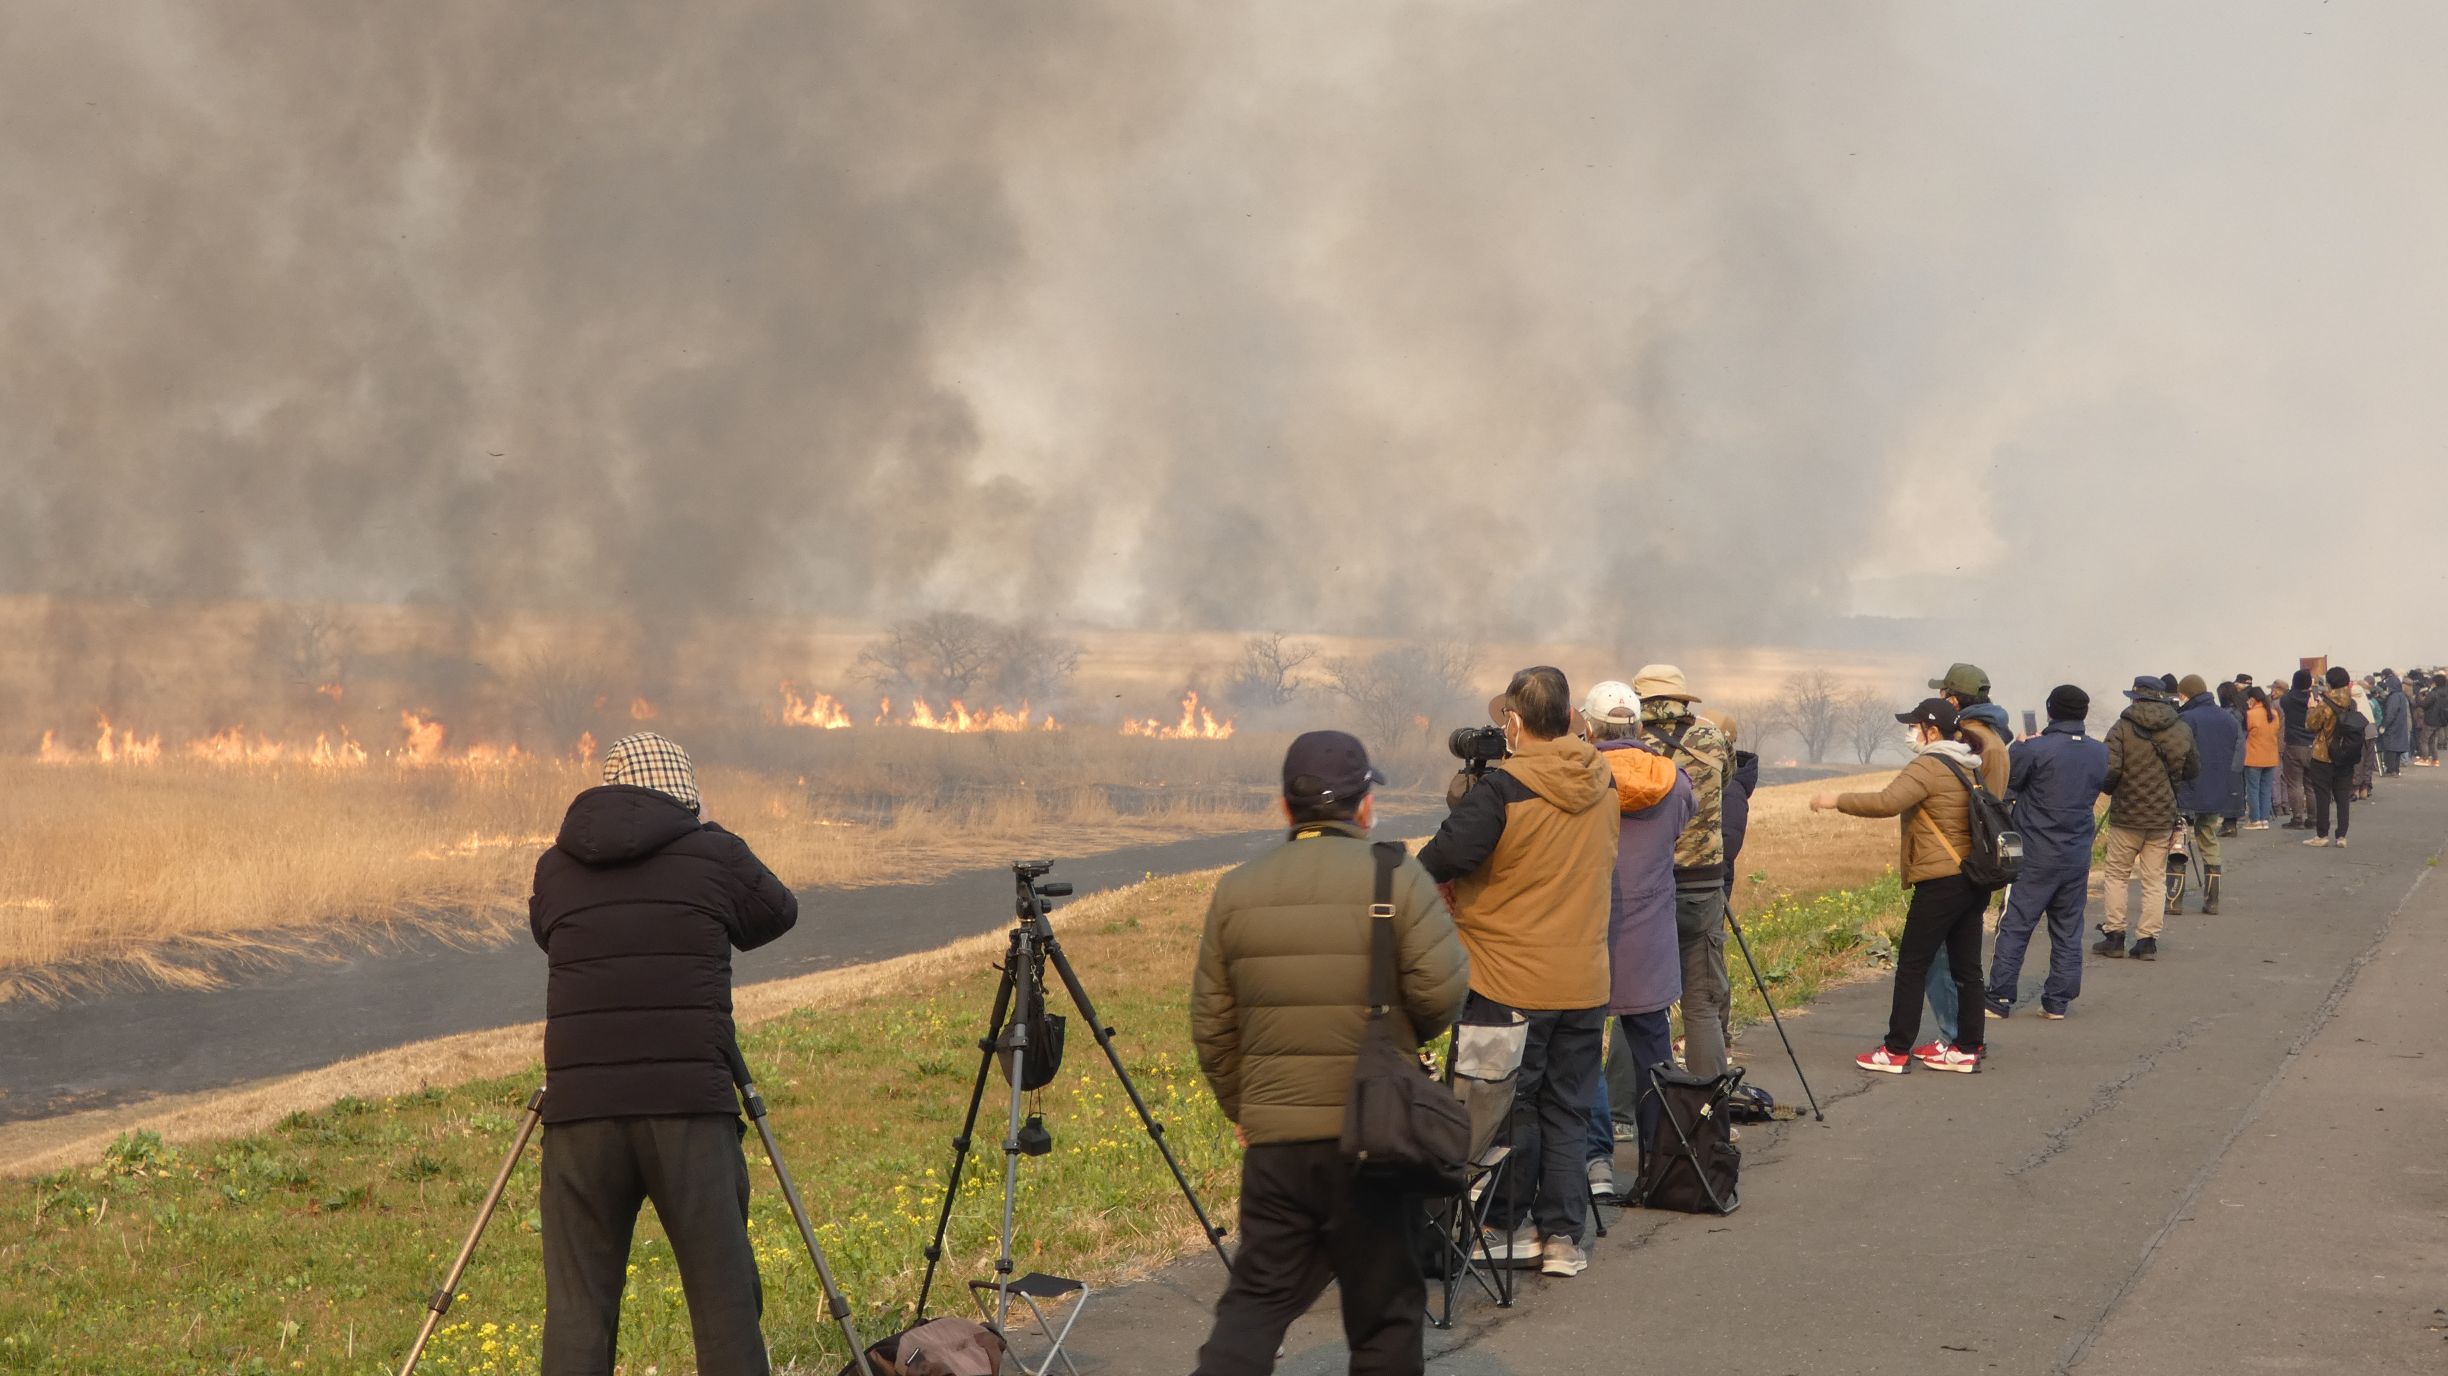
0;737;1297;1002
1731;769;1900;910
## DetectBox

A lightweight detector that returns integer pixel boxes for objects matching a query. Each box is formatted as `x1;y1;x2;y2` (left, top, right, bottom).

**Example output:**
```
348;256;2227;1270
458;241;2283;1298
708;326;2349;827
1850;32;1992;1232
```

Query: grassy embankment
0;775;1905;1374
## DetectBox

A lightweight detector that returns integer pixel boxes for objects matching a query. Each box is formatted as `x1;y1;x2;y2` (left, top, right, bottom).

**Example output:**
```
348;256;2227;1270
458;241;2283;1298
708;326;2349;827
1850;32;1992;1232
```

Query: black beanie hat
2045;684;2090;722
2292;668;2313;691
2326;665;2352;689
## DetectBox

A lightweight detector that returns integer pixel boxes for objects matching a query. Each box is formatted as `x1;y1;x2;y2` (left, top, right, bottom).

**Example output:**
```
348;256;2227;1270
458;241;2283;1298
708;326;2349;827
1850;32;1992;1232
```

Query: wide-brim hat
2123;674;2170;702
1630;663;1698;703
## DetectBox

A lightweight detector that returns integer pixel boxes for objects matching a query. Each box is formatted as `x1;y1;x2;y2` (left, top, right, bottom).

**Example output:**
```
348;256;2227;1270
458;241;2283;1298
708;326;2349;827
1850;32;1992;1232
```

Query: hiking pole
1722;911;1823;1122
725;1043;879;1376
397;1086;543;1376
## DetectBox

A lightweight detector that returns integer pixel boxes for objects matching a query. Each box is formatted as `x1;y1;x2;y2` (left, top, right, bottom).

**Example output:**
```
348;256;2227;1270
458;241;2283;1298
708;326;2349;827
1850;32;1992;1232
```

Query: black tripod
396;1054;877;1376
915;860;1230;1338
1724;906;1824;1122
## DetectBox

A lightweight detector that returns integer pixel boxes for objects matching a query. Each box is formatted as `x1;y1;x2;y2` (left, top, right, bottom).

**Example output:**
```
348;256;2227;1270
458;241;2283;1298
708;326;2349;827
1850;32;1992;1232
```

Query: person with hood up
1984;685;2108;1019
1420;666;1619;1278
528;733;801;1376
2240;685;2282;829
1924;664;2012;1042
1810;699;1989;1073
1573;681;1691;1204
2378;671;2413;777
2174;675;2242;916
2279;668;2317;829
1628;664;1736;1081
2303;665;2362;848
2090;677;2200;962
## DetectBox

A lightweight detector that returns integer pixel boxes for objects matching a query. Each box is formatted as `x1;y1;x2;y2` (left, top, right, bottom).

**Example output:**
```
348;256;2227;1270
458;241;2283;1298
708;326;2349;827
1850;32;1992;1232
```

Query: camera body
1448;725;1508;769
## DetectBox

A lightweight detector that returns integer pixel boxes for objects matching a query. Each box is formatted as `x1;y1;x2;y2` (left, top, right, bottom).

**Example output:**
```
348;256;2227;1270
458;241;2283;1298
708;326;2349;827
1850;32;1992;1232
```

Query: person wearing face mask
1419;666;1619;1279
1809;699;1989;1073
1922;664;2013;1043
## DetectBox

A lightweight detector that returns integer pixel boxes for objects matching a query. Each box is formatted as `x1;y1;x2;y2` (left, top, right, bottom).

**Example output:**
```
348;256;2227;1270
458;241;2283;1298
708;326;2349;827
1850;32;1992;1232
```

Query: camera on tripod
1448;724;1508;776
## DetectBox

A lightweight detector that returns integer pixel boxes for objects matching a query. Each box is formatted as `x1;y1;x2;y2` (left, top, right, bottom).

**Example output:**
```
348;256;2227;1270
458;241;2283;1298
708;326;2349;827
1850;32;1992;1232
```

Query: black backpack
2328;701;2370;760
1634;1066;1743;1214
1925;754;2023;890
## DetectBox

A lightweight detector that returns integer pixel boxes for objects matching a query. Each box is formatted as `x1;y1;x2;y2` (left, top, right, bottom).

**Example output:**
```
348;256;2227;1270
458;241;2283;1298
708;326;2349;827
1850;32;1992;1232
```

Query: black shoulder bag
1339;841;1470;1197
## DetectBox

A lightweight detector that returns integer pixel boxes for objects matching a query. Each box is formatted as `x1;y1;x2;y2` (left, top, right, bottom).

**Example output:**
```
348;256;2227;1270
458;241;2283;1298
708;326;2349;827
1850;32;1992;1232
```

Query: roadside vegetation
0;776;1913;1374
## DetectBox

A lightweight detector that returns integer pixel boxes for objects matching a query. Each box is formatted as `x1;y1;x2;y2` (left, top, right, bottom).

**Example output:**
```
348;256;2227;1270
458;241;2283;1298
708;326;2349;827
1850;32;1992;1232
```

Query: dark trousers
2308;756;2355;838
1597;1010;1675;1157
2279;740;2311;816
1887;875;1987;1055
2383;749;2405;776
1192;1141;1425;1376
1986;867;2087;1015
541;1115;767;1376
1467;996;1604;1243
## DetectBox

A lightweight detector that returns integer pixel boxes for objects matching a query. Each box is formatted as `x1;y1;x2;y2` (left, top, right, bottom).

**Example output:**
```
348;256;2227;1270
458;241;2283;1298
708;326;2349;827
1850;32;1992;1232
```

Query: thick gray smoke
6;3;2445;686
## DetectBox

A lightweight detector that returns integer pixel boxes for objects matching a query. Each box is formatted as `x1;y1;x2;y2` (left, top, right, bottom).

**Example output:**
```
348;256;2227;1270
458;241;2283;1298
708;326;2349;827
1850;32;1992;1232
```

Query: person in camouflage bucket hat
1629;665;1735;1078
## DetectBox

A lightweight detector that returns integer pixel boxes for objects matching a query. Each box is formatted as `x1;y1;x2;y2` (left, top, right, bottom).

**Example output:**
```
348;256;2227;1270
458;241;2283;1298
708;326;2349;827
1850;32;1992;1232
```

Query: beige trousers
2099;825;2174;938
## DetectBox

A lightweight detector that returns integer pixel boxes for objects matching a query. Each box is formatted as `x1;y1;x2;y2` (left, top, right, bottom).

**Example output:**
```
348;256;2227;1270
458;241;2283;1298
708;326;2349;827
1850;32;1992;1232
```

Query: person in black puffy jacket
528;732;798;1376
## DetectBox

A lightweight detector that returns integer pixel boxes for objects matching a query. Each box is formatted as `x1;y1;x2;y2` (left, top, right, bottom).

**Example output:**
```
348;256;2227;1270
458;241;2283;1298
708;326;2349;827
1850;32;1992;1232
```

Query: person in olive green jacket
1190;731;1466;1376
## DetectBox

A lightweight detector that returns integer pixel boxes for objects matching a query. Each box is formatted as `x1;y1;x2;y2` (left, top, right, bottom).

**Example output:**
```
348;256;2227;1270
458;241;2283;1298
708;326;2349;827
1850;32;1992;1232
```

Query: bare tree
854;611;999;702
509;650;612;746
253;603;357;694
988;621;1082;702
1322;640;1480;748
1769;669;1848;764
1844;689;1902;765
1222;632;1318;710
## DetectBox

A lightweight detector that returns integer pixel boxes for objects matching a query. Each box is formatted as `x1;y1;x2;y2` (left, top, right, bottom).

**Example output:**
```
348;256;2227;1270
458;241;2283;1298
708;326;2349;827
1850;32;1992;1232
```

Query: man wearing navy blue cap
1190;731;1468;1376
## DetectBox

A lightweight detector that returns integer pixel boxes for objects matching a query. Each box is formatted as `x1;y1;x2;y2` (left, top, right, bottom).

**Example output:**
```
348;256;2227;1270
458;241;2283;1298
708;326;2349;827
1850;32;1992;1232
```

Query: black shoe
2092;929;2126;959
1982;996;2012;1021
2282;818;2309;830
2130;937;2158;961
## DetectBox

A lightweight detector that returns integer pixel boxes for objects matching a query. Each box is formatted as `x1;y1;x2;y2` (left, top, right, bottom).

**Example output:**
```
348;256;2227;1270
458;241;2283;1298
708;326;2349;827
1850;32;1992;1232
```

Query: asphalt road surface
1062;778;2448;1374
0;811;1441;1124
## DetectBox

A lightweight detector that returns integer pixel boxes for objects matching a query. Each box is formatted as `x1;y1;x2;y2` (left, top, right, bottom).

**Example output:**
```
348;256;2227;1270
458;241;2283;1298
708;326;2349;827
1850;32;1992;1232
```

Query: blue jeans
2244;765;2276;823
1586;1011;1674;1163
1986;867;2089;1015
1924;948;1961;1046
1467;994;1605;1244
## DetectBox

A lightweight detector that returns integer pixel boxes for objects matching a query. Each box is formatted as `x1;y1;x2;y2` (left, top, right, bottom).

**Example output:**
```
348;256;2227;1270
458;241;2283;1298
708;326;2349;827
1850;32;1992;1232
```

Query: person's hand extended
1809;791;1841;812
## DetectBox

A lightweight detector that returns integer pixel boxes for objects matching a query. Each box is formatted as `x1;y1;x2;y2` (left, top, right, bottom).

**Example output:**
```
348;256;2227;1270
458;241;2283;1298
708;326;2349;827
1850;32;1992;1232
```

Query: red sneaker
1856;1045;1912;1074
1917;1043;1984;1073
1910;1041;1949;1062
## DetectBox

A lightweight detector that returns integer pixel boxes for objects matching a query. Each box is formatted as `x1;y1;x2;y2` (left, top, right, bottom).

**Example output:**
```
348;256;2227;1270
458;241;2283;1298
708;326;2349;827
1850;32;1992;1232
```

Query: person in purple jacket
1576;681;1696;1202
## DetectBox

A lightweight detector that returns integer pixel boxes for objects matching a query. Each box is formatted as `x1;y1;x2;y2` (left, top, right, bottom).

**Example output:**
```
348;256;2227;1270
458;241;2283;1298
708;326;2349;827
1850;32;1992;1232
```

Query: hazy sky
4;3;2442;696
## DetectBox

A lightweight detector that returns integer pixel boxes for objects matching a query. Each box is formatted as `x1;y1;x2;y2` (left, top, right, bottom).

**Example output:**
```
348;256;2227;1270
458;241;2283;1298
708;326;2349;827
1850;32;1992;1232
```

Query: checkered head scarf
601;732;700;812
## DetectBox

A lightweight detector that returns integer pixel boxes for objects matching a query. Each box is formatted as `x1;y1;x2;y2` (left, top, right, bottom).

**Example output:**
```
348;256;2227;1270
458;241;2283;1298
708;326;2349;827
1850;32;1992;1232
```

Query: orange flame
398;710;448;764
575;730;598;766
1122;692;1235;741
779;684;855;730
315;682;346;702
629;696;658;721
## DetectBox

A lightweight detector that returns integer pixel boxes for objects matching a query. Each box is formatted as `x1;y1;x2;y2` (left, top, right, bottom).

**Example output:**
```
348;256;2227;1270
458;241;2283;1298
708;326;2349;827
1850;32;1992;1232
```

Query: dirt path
1076;778;2448;1373
0;811;1442;1128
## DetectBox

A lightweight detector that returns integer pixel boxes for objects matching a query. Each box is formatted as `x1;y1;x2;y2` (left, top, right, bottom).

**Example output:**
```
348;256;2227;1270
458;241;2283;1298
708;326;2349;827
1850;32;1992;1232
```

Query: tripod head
1011;860;1073;924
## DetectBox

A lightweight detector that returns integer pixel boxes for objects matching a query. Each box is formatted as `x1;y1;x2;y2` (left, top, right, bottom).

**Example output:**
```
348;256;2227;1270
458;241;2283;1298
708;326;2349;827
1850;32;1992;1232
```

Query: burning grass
0;730;1310;1002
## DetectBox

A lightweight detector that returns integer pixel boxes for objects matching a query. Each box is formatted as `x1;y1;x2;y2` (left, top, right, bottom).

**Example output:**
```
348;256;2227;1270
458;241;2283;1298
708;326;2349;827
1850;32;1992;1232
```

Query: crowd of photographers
1185;654;2436;1374
512;655;2439;1376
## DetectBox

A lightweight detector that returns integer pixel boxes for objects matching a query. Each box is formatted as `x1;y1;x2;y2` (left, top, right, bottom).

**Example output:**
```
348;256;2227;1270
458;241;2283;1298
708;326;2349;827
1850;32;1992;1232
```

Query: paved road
1059;780;2448;1373
0;812;1441;1124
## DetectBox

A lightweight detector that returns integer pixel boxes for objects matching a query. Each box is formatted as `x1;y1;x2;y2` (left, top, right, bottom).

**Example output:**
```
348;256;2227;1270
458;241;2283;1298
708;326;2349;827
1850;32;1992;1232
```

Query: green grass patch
0;865;1906;1374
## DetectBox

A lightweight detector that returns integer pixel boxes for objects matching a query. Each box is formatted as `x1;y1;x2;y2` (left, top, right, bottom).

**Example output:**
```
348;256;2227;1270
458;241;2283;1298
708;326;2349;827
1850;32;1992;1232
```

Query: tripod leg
992;931;1039;1339
1039;931;1232;1267
397;1086;543;1376
917;939;1019;1317
725;1046;879;1376
1723;912;1822;1122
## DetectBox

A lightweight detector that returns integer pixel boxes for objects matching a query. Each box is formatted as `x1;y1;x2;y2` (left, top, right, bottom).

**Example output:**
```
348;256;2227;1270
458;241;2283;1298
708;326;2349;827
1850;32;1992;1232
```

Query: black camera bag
1339;842;1470;1197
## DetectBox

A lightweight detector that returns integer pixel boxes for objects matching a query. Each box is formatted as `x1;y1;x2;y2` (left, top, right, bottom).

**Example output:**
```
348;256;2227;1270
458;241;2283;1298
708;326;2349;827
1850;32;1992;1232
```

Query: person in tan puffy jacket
1811;698;1989;1074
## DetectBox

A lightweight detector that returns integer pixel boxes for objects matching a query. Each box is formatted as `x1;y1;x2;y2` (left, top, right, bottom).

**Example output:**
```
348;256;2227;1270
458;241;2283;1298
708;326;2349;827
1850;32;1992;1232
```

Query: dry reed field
0;732;1307;1002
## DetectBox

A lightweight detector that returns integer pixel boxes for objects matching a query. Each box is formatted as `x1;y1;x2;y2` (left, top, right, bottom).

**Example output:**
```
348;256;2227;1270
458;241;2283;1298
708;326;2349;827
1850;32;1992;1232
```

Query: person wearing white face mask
1809;699;1990;1074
